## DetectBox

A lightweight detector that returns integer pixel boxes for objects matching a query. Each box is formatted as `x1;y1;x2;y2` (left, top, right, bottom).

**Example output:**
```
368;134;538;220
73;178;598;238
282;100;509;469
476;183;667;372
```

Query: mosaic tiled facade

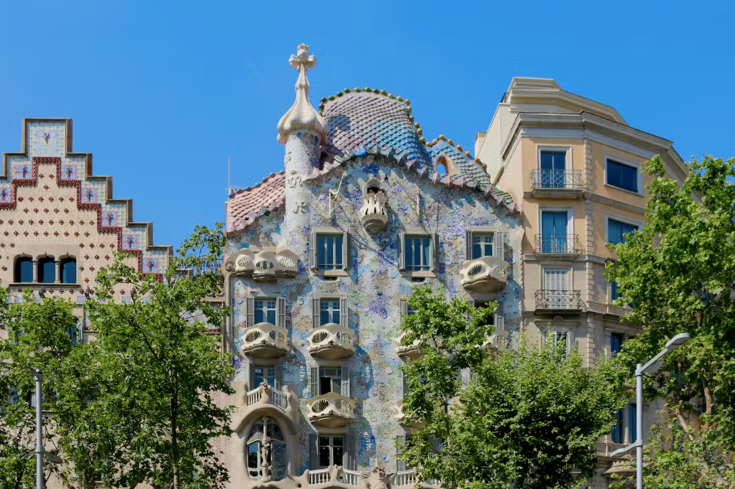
222;45;521;489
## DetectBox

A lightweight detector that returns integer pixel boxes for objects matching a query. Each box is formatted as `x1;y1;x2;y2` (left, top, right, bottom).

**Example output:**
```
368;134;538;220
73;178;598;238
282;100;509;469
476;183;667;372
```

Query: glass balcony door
540;151;566;188
541;211;569;253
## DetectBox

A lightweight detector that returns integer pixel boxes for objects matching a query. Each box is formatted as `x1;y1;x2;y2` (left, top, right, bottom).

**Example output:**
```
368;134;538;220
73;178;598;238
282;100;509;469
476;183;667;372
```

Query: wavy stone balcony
460;256;509;293
307;392;356;428
396;399;426;429
224;247;299;281
359;189;388;233
245;382;290;410
304;466;439;488
241;323;289;358
308;323;355;359
395;330;421;360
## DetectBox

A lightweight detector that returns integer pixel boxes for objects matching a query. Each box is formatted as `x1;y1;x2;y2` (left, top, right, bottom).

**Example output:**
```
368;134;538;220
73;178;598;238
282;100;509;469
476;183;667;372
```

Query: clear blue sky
1;0;733;249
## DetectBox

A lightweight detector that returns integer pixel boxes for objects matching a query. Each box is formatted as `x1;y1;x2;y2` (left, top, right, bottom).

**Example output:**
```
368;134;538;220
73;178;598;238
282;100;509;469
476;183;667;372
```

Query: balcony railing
245;383;288;409
534;234;582;254
308;323;355;359
307;392;356;427
535;290;583;311
531;169;583;190
240;323;289;358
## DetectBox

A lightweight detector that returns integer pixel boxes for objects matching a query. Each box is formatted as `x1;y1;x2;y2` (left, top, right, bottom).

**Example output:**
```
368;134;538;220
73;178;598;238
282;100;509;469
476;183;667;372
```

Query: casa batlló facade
0;44;690;489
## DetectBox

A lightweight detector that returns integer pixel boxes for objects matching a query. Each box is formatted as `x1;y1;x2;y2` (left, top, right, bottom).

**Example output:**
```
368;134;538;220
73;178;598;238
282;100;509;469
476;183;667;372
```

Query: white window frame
541;266;571;291
605;212;642;245
604;153;644;196
310;227;349;277
399;227;438;278
536;145;573;171
254;299;277;325
318;435;344;468
465;225;504;262
545;328;576;356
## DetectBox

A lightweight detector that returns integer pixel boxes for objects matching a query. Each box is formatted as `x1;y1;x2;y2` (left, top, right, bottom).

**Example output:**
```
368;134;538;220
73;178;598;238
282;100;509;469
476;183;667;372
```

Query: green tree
605;155;735;486
85;224;234;489
398;286;625;489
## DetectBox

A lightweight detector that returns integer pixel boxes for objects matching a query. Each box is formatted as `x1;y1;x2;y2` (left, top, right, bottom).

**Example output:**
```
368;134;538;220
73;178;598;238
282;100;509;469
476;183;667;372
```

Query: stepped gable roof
226;89;516;233
226;171;285;233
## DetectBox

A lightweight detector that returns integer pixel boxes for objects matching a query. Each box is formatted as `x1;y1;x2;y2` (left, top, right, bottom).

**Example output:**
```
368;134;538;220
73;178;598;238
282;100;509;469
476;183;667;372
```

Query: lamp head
666;333;690;351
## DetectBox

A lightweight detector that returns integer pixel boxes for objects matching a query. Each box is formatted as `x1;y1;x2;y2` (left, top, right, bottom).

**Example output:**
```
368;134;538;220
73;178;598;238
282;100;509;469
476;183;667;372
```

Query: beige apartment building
475;77;689;488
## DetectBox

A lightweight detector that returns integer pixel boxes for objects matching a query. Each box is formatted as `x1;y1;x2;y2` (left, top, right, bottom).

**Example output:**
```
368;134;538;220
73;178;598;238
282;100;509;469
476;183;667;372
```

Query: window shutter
465;229;473;260
566;331;576;356
310;231;318;270
341;232;350;271
495;314;504;334
431;233;440;272
402;370;408;397
341;366;350;398
246;297;255;327
310;367;319;398
276;297;286;328
275;365;284;390
494;231;504;260
312;298;320;329
309;434;319;470
244;360;252;391
397;232;406;270
340;297;348;328
343;433;356;470
396;434;406;471
400;298;407;316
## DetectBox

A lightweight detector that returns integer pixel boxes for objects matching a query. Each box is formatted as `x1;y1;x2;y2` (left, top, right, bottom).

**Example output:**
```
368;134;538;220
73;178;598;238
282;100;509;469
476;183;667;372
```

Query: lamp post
1;360;44;489
610;332;690;489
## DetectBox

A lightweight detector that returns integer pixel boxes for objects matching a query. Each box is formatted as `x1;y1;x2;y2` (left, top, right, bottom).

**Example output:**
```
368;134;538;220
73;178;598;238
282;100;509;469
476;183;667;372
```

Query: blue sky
1;0;733;249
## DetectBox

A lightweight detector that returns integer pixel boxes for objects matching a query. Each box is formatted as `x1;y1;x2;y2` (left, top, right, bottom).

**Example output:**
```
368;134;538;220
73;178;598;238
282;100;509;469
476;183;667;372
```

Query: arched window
14;257;33;283
246;417;286;481
38;257;55;284
61;258;77;284
436;162;448;175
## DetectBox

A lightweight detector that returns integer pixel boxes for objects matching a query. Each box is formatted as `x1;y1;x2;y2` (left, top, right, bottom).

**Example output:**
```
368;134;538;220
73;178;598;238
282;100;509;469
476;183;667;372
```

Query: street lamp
610;332;690;489
1;359;44;489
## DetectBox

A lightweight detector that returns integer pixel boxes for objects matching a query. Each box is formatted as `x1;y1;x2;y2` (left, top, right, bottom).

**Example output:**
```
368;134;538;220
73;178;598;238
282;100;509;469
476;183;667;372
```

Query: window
611;333;624;356
540;211;569;253
310;366;350;397
60;258;77;284
607;159;639;193
608;218;639;245
38;257;55;284
396;434;412;471
254;367;277;389
547;330;575;356
471;234;493;259
310;433;355;470
540;150;567;188
543;268;569;291
255;300;277;325
611;281;620;301
611;409;624;443
316;235;344;270
405;236;431;272
246;417;286;481
14;257;33;283
319;436;343;468
320;300;340;326
628;404;637;442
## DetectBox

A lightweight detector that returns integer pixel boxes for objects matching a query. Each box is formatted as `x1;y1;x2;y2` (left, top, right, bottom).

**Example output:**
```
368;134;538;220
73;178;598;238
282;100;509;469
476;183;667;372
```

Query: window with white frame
548;330;575;356
310;228;349;272
246;297;286;328
309;365;351;397
320;300;340;325
405;236;431;271
312;297;348;329
465;228;504;261
543;268;569;291
471;234;493;259
255;300;277;325
308;433;355;470
606;159;639;193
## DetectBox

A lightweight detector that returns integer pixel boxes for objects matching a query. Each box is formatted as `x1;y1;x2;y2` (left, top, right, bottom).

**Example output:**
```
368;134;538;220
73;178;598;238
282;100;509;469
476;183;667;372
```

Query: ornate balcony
307;392;355;428
460;256;508;292
534;290;583;314
396;330;421;360
240;323;289;358
245;381;290;410
301;466;438;488
396;399;426;429
534;234;582;256
308;323;355;359
530;169;583;199
360;188;388;233
224;247;298;281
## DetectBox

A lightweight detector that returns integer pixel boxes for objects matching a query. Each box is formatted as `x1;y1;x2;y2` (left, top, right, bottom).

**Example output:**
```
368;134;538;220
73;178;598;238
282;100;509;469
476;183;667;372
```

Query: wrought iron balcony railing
531;169;583;190
534;234;582;254
535;290;583;311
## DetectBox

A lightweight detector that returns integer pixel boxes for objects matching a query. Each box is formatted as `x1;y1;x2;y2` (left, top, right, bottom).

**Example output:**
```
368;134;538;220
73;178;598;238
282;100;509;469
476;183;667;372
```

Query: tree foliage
605;155;735;486
398;286;625;489
0;224;234;489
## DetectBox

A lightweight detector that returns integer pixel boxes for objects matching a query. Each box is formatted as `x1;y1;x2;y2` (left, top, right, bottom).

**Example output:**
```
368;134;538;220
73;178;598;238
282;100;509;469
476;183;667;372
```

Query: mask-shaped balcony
460;256;509;292
224;247;298;281
395;330;421;360
307;392;356;428
240;323;289;358
395;399;426;429
308;323;355;360
360;188;388;233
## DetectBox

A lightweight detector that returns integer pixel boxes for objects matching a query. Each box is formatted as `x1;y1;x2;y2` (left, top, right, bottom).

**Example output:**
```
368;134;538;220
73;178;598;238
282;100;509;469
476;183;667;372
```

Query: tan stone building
475;77;688;488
